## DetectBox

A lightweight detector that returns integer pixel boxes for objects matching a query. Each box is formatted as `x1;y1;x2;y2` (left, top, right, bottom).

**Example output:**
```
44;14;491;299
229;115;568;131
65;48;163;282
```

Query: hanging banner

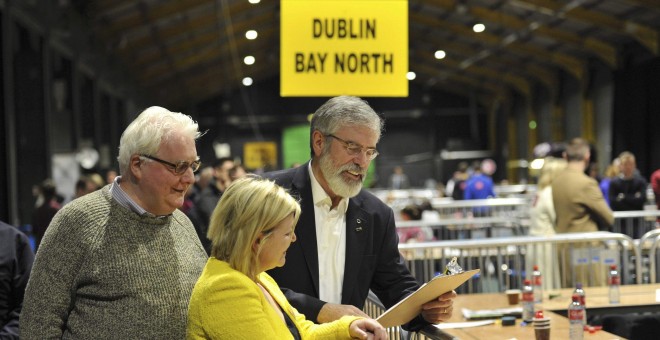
243;141;278;170
280;0;408;97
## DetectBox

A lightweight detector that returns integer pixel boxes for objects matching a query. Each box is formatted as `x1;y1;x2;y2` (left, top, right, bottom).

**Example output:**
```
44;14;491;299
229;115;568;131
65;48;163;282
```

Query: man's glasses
327;134;379;161
140;154;201;175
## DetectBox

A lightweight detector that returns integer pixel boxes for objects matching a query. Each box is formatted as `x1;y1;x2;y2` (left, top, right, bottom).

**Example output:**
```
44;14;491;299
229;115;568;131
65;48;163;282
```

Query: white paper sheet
434;320;495;329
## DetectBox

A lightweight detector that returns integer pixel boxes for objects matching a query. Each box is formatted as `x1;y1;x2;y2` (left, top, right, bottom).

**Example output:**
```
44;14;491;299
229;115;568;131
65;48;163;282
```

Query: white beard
319;152;364;198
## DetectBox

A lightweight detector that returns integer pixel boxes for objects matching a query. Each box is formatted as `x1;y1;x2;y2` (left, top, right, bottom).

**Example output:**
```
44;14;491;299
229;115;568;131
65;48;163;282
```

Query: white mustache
339;164;365;175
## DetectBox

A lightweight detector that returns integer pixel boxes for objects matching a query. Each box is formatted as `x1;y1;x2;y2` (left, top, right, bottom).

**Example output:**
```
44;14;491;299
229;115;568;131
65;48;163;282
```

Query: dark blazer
265;162;426;330
0;221;34;339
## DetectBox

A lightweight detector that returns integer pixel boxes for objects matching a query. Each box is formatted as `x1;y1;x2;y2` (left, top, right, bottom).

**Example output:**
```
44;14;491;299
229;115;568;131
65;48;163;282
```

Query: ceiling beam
624;0;660;11
469;5;617;68
158;61;276;108
93;0;145;15
421;54;531;97
411;31;559;91
95;0;213;39
415;63;509;101
139;27;276;87
427;0;616;67
411;12;585;79
130;11;275;69
112;0;276;64
512;0;659;55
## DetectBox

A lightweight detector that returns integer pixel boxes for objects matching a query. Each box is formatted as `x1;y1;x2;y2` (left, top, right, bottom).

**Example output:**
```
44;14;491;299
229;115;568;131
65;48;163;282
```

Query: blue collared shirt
110;175;166;218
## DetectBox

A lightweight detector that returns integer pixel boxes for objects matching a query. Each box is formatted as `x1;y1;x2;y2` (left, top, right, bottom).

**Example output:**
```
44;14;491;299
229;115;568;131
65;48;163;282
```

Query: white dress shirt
308;163;347;304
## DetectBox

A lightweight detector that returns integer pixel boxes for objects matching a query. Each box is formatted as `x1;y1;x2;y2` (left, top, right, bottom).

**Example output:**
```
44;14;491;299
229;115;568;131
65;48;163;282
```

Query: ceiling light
244;56;255;65
434;50;446;59
245;30;258;40
242;77;253;86
473;23;486;33
248;0;261;4
406;71;416;80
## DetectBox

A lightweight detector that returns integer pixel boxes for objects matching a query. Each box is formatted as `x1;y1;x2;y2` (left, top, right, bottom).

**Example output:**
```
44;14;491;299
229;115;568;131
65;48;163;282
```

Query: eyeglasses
140;154;201;175
327;134;379;161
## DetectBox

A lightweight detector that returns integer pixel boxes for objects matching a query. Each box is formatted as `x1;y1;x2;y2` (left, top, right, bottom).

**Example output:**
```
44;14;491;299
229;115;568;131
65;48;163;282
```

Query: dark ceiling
25;0;660;109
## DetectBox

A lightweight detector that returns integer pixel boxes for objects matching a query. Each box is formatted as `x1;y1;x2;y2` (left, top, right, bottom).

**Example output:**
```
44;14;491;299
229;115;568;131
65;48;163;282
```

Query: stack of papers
461;307;523;320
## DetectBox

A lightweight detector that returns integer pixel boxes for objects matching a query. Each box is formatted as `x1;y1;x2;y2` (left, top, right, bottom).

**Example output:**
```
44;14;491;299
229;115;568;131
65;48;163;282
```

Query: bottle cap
535;310;544;319
610;264;617;270
524;279;531;285
576;282;583;289
534;265;539;270
501;315;516;326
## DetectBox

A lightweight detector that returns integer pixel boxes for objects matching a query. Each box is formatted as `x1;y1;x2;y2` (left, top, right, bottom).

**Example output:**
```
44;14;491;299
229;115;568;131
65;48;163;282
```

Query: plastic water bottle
532;265;543;303
573;282;587;325
608;265;620;304
568;295;585;340
522;279;534;322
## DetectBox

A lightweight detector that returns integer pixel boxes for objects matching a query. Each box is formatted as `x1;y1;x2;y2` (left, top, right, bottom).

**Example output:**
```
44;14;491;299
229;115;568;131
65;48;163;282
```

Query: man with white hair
22;106;208;339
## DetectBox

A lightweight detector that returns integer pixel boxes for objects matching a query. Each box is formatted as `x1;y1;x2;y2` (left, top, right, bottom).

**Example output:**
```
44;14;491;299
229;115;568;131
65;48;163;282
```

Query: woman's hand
348;318;388;339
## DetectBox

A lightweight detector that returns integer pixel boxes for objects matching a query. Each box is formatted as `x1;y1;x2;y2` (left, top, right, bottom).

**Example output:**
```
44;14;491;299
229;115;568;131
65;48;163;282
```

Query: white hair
117;106;202;175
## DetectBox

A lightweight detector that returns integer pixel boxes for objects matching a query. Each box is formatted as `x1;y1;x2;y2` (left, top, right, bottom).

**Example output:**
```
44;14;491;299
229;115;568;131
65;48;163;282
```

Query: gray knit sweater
21;186;208;339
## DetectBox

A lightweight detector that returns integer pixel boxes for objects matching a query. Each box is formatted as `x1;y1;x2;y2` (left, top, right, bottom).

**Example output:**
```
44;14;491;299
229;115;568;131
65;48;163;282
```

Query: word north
295;52;394;74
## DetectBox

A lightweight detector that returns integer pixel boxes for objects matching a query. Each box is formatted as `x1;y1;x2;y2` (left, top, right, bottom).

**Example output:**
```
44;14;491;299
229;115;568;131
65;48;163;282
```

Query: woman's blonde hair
208;176;301;280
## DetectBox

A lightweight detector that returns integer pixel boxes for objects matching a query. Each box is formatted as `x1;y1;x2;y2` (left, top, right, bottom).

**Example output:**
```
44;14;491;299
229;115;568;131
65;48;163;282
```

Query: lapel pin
356;219;363;232
355;226;363;232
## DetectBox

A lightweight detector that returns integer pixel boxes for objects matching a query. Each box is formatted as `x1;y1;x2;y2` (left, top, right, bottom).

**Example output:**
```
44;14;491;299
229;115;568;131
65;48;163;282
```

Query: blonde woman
527;157;566;291
186;176;387;339
530;157;567;236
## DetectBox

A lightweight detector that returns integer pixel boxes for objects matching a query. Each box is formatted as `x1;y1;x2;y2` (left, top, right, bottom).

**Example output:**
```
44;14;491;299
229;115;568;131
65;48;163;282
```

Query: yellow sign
244;142;278;170
280;0;408;97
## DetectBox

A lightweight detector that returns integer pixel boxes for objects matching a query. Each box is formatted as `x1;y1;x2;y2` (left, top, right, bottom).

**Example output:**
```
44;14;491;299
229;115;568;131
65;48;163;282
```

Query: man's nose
181;167;196;184
353;151;371;168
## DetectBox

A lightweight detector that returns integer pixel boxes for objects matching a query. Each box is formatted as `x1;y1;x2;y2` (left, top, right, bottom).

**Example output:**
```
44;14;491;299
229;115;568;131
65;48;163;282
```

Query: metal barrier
612;210;660;239
494;184;537;199
396;216;526;240
397;232;640;292
429;197;530;219
363;291;408;340
364;292;441;340
639;229;660;283
365;232;641;340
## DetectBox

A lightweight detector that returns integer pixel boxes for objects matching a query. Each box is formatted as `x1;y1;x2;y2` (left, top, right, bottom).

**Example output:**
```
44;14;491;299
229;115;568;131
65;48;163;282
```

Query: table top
426;310;619;340
540;283;660;312
426;283;660;340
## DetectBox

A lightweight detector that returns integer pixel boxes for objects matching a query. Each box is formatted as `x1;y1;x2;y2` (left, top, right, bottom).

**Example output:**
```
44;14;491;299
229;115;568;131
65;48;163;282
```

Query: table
541;283;660;317
421;285;658;340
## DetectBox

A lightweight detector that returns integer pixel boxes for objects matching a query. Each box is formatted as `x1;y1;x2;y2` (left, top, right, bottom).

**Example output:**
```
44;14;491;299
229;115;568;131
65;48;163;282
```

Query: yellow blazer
187;258;360;340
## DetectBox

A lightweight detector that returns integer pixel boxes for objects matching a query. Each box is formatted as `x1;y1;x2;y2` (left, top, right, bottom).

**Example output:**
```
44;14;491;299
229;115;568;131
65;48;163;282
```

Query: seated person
186;176;387;339
398;204;434;243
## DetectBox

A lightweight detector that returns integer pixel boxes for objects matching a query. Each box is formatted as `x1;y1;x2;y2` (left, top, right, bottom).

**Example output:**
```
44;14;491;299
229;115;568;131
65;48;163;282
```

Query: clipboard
376;269;480;328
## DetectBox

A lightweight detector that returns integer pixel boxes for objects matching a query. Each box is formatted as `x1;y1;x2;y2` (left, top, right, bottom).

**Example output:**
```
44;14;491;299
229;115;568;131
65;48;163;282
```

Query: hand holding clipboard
376;258;479;328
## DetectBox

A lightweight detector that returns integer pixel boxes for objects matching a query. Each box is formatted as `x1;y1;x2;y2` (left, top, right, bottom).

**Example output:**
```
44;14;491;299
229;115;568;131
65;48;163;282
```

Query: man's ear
311;130;325;157
130;155;143;179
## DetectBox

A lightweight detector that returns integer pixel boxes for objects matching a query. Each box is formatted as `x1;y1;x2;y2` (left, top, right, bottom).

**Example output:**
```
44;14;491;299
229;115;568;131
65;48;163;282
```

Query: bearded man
264;96;456;332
